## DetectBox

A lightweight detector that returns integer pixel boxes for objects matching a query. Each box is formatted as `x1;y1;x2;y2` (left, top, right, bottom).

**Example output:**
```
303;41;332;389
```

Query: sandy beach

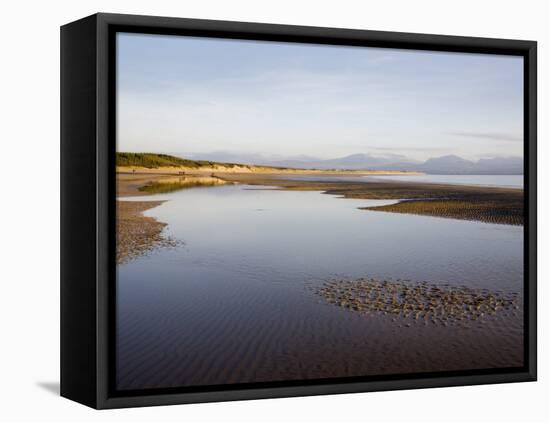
117;164;420;176
117;173;231;197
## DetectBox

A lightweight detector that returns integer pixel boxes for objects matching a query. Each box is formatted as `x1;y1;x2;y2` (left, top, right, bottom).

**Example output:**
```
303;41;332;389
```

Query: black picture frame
60;12;537;409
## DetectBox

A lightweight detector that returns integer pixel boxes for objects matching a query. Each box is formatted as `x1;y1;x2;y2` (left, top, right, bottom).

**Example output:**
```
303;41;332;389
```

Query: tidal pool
116;183;524;390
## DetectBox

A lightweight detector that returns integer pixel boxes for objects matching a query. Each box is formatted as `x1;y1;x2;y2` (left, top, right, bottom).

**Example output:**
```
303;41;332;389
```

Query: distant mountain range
416;155;523;175
179;152;523;175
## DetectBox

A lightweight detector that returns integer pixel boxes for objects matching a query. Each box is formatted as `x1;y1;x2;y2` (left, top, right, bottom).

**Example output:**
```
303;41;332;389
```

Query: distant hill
120;152;523;175
183;152;420;171
418;155;477;174
415;155;523;175
474;157;524;175
182;151;523;174
269;153;420;170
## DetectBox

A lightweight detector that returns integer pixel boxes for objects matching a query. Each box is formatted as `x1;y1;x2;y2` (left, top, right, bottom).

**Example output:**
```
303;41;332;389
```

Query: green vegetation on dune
116;152;245;169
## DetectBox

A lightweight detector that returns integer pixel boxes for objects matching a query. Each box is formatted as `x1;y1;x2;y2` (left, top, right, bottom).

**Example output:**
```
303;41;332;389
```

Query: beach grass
117;152;245;169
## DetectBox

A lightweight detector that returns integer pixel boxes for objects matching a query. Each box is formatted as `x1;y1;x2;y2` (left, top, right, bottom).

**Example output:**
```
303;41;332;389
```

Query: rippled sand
115;175;524;390
116;273;523;390
218;172;524;225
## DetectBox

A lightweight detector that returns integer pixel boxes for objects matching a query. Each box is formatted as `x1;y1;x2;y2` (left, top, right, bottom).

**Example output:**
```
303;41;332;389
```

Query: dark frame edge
96;11;113;411
60;14;99;409
60;12;537;410
94;12;536;50
99;371;536;409
526;42;537;381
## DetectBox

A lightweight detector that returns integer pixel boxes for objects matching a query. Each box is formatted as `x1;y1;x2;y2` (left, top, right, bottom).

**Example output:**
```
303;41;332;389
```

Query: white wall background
1;0;546;421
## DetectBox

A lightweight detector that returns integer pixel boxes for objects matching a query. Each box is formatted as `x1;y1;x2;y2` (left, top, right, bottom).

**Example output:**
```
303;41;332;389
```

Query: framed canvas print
60;13;537;409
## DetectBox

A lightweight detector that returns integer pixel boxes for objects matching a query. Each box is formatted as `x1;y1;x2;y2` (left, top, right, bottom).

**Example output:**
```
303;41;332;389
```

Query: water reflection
116;183;524;390
138;175;231;194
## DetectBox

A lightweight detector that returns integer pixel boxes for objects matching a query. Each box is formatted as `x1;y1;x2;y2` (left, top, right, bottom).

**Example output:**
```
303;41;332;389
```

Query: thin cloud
450;132;523;142
371;146;451;153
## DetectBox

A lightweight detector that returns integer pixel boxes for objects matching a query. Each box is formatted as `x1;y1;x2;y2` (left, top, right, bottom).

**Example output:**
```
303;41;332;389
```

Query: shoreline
117;171;524;226
216;172;524;226
116;165;423;176
115;170;523;263
117;173;233;197
116;200;177;264
115;170;523;385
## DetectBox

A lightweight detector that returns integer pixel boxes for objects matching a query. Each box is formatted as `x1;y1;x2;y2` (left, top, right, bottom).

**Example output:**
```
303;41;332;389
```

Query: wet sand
116;174;229;263
216;172;524;225
116;201;177;264
115;170;523;264
117;173;231;196
117;272;523;390
317;278;519;326
115;175;524;389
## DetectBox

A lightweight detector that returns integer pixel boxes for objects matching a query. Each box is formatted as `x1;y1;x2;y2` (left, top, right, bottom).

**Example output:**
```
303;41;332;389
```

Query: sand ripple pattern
318;278;519;326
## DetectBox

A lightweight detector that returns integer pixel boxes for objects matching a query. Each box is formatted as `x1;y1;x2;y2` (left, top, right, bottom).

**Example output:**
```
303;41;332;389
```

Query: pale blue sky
117;32;523;161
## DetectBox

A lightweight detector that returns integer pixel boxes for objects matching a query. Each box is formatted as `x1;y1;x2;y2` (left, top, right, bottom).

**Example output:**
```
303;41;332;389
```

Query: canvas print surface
115;33;524;391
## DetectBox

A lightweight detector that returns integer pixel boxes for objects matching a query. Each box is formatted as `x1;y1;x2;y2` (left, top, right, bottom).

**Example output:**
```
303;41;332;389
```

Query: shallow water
365;174;524;188
116;184;524;390
277;174;523;188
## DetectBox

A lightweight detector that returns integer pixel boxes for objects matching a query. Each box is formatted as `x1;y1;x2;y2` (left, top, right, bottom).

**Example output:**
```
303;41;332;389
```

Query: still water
117;183;524;390
366;174;523;188
278;174;523;188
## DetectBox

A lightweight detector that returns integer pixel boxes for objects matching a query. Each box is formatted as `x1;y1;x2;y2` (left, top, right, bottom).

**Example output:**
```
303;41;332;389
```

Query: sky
117;32;524;161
